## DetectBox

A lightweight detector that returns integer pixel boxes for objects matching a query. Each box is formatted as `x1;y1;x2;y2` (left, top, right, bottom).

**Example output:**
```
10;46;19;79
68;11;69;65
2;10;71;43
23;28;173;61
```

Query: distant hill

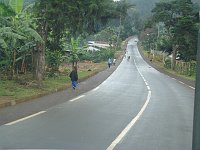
24;0;35;6
128;0;199;19
128;0;159;18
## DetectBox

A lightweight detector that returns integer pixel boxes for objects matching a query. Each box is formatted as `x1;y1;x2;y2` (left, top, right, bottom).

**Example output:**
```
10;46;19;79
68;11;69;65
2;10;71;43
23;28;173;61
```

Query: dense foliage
0;0;134;85
0;0;198;85
0;0;43;80
142;0;199;66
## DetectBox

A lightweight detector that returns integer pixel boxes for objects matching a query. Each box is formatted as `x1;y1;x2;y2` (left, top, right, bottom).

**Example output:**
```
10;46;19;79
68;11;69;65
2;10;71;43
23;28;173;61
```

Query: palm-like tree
66;37;86;69
0;0;43;79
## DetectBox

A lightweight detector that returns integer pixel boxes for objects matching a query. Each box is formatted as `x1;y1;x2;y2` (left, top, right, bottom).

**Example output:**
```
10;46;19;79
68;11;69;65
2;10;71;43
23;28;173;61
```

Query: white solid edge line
179;81;185;85
69;95;85;102
106;91;152;150
171;77;195;90
5;111;46;126
176;79;195;90
92;86;100;91
178;81;195;90
147;86;150;91
189;86;195;90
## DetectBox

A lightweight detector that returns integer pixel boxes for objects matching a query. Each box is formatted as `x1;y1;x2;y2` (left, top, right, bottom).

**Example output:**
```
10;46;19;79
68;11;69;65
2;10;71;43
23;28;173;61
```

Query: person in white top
113;58;116;66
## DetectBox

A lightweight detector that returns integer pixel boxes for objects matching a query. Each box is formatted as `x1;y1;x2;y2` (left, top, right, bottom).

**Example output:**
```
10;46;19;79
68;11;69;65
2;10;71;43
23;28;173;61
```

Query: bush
79;48;116;63
63;68;71;76
164;58;171;69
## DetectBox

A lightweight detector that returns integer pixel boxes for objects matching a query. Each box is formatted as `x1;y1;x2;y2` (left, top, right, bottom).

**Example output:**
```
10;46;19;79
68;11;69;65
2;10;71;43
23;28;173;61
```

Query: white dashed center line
69;95;85;102
5;111;46;126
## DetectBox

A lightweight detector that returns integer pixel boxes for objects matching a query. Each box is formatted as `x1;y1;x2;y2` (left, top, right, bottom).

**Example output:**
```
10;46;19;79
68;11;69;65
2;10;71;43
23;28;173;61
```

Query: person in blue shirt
108;58;112;68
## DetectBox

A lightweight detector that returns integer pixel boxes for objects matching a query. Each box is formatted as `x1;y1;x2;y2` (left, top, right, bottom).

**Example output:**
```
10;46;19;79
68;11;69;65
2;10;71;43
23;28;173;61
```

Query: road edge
137;43;195;88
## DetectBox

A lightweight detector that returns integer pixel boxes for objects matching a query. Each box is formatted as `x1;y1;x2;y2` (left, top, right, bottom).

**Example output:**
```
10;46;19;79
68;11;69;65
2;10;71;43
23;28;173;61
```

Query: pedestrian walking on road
108;58;112;68
124;50;126;58
69;66;78;90
113;58;116;66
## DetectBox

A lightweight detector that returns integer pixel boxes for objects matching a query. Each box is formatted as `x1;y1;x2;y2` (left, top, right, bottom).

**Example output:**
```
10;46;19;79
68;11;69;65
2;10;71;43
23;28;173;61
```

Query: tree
152;0;198;69
172;0;198;61
66;37;86;69
0;0;43;79
32;0;120;84
115;0;135;45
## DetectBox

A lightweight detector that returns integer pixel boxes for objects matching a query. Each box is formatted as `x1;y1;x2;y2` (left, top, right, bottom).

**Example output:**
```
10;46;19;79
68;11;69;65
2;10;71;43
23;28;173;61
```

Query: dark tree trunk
171;45;178;70
32;20;47;86
33;44;45;86
8;49;16;80
20;55;26;74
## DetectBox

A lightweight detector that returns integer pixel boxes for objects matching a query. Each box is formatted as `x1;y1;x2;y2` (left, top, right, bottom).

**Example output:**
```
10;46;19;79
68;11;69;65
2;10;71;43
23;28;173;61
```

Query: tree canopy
0;0;134;85
151;0;199;61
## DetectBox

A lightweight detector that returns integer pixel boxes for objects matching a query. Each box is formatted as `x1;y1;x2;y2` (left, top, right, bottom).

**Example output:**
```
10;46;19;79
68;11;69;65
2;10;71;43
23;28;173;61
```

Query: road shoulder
138;45;195;88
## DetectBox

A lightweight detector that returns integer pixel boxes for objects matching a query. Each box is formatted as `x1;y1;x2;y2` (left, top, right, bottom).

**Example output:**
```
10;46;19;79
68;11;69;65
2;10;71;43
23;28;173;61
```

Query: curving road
0;38;194;150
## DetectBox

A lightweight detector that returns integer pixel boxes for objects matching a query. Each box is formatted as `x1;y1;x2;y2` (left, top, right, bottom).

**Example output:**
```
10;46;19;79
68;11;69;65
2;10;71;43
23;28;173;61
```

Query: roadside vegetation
0;0;134;104
138;0;199;81
0;0;199;105
0;62;106;100
139;44;196;81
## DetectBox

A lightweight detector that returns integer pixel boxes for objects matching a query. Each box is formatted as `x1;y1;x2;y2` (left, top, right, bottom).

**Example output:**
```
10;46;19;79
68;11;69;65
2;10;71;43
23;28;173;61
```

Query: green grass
0;62;107;101
0;80;43;99
43;75;69;90
0;81;16;96
78;70;92;79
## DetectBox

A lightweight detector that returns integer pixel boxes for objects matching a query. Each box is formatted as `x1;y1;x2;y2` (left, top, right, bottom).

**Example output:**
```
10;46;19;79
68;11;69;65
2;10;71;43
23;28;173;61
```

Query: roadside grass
139;46;195;81
0;62;107;102
0;80;43;99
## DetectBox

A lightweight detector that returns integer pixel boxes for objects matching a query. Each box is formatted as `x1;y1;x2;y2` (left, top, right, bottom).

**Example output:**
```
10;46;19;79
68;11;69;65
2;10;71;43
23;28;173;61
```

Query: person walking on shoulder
113;58;116;66
108;58;112;68
69;66;78;90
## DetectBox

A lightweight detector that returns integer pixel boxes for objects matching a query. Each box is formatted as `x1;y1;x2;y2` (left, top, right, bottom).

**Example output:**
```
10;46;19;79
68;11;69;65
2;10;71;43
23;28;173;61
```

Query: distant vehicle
168;54;181;60
87;46;100;51
88;41;95;45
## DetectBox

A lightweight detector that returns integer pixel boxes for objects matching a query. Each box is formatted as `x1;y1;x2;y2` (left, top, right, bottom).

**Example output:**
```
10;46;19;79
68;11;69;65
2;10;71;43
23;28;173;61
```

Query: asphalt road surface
0;38;194;150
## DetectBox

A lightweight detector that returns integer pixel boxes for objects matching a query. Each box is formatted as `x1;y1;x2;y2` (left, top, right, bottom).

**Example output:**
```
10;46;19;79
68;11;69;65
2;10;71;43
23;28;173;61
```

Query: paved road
0;38;194;150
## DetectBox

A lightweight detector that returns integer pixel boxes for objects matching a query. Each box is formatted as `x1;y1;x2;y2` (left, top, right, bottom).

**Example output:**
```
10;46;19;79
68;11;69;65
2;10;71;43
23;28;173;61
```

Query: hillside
24;0;35;6
128;0;199;19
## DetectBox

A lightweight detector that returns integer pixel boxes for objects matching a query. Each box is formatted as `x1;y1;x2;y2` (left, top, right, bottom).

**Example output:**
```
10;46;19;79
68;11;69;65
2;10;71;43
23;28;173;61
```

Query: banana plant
66;37;86;69
0;0;43;78
0;0;24;14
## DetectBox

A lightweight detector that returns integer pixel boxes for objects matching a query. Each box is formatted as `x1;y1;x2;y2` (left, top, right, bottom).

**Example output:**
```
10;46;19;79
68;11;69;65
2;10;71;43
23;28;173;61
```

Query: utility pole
192;10;200;150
